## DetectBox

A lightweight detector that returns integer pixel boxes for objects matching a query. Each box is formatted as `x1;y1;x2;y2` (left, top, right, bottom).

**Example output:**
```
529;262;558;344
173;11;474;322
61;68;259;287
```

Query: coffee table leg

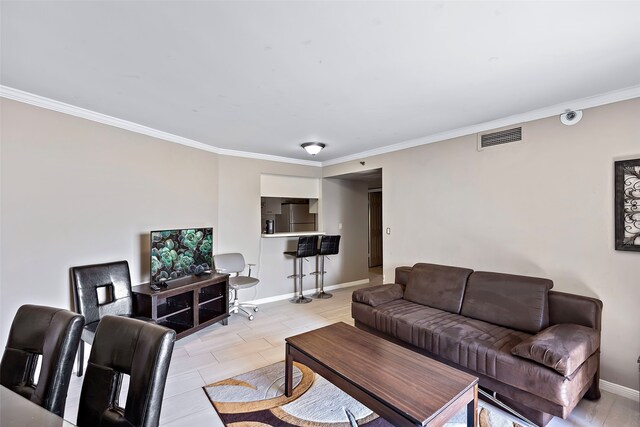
467;384;478;427
285;343;293;397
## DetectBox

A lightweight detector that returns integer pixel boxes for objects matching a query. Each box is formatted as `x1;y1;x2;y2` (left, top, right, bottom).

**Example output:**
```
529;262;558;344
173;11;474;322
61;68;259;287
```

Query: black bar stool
312;235;341;299
284;235;318;304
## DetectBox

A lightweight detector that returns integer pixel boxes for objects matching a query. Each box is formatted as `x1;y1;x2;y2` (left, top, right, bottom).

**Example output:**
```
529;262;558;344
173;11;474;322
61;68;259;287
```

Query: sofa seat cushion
436;317;596;407
356;298;529;358
383;301;465;349
511;324;600;376
353;299;597;407
493;347;599;407
460;271;553;333
435;317;531;376
403;263;473;314
354;298;461;346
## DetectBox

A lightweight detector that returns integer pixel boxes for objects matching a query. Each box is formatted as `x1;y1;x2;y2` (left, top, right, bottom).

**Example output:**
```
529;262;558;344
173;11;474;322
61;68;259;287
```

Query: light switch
338;223;343;230
386;227;391;235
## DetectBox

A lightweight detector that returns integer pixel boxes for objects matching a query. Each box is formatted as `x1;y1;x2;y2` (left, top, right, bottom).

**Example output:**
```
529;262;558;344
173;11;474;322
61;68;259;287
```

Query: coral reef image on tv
150;228;213;283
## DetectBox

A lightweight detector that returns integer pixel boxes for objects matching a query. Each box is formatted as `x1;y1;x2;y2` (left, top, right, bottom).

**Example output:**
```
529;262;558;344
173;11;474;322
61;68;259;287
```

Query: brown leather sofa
352;263;602;426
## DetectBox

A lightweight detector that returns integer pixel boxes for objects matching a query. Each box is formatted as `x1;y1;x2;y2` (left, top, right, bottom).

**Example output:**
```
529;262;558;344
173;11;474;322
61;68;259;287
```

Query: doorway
368;189;382;268
324;168;383;278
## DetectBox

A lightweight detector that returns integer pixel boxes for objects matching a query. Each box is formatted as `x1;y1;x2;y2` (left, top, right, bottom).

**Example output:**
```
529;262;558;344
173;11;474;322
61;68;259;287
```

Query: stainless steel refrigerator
276;203;316;232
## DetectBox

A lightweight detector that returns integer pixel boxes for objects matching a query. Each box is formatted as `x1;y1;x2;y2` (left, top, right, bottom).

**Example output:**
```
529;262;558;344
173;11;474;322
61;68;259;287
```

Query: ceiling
2;1;640;163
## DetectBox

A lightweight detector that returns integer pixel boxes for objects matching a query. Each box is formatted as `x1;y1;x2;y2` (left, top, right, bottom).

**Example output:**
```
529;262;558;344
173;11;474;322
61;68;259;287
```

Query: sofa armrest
511;324;600;377
549;290;603;331
352;284;404;307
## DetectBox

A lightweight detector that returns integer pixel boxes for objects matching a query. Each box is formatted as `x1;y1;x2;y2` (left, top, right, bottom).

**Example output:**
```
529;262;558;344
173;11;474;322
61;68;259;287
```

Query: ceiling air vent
477;125;524;151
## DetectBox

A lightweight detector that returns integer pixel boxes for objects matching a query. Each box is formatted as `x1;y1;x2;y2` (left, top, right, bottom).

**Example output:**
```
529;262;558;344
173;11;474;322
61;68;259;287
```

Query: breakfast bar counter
261;231;325;238
251;231;327;300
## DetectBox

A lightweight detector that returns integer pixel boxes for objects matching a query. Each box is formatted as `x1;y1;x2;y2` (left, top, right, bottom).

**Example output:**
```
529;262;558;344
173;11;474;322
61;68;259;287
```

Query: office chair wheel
254;307;259;312
248;315;254;321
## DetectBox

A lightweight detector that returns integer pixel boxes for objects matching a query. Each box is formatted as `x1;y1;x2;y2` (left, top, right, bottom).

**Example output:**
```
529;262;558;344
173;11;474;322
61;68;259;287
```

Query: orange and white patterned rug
203;361;524;427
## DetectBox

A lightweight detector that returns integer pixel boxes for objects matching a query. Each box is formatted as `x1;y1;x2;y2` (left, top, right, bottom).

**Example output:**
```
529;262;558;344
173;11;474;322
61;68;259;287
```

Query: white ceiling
2;1;640;163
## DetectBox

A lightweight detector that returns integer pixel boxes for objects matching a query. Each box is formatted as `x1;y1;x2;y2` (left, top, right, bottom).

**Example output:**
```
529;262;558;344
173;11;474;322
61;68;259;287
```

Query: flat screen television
150;227;213;284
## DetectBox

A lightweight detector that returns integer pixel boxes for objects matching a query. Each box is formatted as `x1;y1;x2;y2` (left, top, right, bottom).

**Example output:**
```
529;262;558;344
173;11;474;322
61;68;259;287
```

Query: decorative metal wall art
615;158;640;251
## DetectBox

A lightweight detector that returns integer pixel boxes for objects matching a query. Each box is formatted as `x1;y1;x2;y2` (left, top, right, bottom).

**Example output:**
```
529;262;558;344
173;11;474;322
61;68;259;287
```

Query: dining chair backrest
71;260;134;325
76;315;175;427
0;304;84;417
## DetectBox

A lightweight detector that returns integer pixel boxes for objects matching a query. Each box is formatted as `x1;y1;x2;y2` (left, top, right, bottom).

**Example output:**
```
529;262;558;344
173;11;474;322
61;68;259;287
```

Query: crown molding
3;84;638;169
0;85;322;167
217;147;321;166
0;85;221;154
321;84;640;166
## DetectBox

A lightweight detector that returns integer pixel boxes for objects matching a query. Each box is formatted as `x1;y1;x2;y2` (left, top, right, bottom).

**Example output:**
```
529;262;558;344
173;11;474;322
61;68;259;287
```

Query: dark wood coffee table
285;322;478;427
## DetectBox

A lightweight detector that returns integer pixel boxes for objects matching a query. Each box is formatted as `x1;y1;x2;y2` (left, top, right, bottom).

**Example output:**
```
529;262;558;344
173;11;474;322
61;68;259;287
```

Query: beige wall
0;98;220;341
321;177;370;285
2;95;638;390
216;155;323;300
324;98;640;390
0;99;368;341
215;157;369;300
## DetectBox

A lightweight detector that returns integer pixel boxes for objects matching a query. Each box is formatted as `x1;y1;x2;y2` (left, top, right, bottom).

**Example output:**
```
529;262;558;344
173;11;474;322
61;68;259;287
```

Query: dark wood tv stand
132;273;230;339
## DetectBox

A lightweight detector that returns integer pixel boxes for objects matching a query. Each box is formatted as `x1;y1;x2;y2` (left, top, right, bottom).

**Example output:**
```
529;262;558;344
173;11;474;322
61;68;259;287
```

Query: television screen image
150;228;213;284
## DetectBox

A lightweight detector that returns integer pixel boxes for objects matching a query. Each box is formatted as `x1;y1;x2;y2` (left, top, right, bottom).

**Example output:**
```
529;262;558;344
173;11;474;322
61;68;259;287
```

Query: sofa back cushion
394;266;412;289
460;271;552;333
403;263;473;314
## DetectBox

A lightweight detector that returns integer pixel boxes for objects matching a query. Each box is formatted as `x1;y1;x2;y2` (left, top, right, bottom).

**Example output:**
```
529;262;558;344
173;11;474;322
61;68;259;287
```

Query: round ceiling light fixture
301;142;326;155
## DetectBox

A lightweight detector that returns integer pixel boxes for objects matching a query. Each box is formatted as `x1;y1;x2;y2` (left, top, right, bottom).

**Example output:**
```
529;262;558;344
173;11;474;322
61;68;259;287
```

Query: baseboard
600;379;640;402
322;279;370;293
247;279;369;305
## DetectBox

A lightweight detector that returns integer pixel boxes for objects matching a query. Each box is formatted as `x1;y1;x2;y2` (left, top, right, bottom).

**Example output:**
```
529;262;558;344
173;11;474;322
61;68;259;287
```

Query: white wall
321;177;369;285
247;177;369;301
215;160;369;301
260;174;320;198
2;94;638;392
0;98;219;340
216;155;323;300
0;99;369;342
324;98;640;390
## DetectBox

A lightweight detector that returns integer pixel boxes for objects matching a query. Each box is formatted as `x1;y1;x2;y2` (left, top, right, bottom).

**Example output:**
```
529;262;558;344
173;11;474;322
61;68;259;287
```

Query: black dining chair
0;304;84;417
71;260;153;376
76;315;176;427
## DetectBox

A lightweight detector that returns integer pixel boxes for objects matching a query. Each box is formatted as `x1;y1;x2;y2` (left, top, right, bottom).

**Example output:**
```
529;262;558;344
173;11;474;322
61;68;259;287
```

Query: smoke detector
560;110;583;126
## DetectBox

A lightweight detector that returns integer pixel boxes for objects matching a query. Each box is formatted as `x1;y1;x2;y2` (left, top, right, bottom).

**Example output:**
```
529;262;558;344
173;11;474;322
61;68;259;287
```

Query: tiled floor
63;268;638;426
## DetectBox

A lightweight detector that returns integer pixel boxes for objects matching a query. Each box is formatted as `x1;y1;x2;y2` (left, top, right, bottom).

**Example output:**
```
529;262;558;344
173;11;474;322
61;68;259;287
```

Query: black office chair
284;235;319;304
311;235;341;299
0;304;84;417
213;253;259;320
71;260;153;376
76;315;176;427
